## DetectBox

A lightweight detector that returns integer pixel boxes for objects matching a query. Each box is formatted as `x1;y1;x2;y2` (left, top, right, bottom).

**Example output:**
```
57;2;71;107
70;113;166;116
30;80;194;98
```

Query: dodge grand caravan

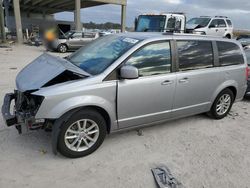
2;33;248;158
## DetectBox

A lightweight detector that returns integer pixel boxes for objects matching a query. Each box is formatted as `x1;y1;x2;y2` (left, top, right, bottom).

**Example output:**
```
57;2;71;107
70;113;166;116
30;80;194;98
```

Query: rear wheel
57;109;107;158
208;89;234;119
57;44;67;53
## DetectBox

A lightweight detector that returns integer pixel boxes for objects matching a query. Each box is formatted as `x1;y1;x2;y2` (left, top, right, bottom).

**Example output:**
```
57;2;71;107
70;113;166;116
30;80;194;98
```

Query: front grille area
15;90;44;117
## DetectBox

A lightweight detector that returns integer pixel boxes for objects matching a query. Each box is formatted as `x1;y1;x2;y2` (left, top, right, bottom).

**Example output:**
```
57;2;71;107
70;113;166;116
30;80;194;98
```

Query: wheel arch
51;105;110;156
77;105;111;134
224;33;232;39
210;81;238;106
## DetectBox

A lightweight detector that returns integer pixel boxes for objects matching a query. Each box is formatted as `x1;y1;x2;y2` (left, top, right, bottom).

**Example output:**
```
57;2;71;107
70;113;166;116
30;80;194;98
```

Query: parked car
2;33;248;158
244;47;250;96
237;34;250;47
186;16;233;38
46;30;99;53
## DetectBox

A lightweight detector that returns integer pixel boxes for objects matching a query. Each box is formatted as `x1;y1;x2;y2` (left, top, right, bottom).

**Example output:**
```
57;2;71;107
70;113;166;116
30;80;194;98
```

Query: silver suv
2;33;248;158
48;30;99;53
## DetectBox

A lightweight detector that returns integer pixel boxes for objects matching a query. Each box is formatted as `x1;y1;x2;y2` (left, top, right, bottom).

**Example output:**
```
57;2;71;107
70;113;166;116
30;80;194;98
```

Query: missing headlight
15;90;44;116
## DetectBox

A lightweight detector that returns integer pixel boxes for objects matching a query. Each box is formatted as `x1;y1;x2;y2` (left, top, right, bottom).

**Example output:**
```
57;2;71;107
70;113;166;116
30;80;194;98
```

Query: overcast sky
54;0;250;30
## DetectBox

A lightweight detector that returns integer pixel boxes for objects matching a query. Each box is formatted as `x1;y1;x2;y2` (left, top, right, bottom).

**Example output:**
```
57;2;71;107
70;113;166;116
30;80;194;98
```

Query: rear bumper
1;93;18;126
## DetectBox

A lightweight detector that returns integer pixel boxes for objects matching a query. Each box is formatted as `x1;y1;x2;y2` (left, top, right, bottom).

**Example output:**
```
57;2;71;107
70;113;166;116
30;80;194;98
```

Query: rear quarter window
177;40;214;71
217;41;244;66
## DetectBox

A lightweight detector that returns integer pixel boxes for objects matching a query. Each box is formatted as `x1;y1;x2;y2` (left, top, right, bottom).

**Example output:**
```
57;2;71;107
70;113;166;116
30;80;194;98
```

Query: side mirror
209;24;216;28
120;65;139;79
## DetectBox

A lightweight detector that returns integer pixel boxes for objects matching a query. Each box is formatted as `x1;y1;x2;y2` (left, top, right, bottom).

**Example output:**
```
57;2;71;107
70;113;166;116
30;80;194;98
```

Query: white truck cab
186;16;233;38
135;13;186;33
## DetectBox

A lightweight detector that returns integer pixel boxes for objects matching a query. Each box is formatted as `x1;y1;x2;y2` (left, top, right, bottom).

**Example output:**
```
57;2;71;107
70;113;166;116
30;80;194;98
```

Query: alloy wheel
216;94;231;116
64;119;100;152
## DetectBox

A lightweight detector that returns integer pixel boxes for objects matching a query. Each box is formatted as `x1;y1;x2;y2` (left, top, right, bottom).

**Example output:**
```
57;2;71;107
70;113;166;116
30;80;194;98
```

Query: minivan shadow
4;114;207;158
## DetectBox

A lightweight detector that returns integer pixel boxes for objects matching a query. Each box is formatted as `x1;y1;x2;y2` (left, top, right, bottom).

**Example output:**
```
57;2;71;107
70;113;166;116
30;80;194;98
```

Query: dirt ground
0;45;250;188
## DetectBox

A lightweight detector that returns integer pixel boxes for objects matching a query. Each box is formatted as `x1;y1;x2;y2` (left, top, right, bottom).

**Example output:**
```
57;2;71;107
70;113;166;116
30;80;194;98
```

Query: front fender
35;95;116;124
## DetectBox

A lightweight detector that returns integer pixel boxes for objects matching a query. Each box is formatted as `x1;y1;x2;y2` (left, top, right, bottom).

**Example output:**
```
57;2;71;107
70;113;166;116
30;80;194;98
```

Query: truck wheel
225;34;231;39
208;89;234;119
57;109;107;158
58;44;67;53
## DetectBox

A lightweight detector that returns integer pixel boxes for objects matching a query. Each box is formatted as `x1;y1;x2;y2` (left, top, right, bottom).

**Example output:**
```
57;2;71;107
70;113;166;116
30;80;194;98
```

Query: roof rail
215;16;228;18
172;33;222;38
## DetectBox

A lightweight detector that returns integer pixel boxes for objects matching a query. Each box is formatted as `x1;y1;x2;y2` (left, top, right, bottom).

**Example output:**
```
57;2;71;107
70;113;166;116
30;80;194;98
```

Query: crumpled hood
16;53;87;92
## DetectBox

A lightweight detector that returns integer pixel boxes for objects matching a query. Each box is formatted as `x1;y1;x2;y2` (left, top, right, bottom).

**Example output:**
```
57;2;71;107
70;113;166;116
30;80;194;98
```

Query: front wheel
57;109;107;158
57;44;68;53
208;89;234;119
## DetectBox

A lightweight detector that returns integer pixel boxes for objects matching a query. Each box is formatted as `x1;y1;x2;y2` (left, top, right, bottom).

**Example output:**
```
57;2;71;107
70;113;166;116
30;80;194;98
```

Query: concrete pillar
13;0;23;44
0;2;6;43
121;5;126;32
3;0;10;31
75;0;82;31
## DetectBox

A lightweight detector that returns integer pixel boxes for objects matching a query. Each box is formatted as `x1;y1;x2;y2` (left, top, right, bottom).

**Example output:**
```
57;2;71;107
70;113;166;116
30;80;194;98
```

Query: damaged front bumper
2;93;18;126
1;91;45;133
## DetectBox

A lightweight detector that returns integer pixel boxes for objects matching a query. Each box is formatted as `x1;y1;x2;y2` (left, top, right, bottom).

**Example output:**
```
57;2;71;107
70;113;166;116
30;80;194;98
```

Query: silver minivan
2;33;248;158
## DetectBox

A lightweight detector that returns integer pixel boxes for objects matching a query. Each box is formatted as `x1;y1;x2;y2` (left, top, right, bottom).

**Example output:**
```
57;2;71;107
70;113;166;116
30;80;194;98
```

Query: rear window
217;41;244;66
177;40;214;71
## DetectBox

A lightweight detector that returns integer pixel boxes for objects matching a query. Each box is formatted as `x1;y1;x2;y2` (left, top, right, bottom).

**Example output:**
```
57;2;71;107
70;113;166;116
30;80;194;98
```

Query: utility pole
0;0;6;43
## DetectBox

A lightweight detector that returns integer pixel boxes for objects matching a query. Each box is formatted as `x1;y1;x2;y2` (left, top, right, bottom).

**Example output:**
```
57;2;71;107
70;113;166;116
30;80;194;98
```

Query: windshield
136;15;166;32
187;18;211;27
64;31;74;38
68;35;141;75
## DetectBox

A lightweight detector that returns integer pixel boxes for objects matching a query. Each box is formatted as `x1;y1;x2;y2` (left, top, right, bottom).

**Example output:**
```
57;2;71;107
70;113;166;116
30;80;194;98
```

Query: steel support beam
121;5;126;32
75;0;82;31
13;0;23;44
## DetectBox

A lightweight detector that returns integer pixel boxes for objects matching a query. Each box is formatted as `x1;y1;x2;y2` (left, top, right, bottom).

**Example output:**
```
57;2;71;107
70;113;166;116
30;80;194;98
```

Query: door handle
179;77;189;83
161;80;174;85
215;29;218;32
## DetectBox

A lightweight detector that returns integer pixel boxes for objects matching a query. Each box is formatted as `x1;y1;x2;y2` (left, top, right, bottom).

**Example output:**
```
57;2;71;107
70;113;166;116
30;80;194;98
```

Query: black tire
57;109;107;158
57;44;68;53
208;88;234;119
225;35;231;39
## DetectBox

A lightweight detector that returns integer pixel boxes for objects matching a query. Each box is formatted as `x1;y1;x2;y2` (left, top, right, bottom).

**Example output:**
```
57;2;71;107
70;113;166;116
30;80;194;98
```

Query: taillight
246;66;250;80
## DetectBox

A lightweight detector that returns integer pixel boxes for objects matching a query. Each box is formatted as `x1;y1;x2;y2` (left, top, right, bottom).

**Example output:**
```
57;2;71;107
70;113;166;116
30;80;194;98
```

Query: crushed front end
2;90;45;133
